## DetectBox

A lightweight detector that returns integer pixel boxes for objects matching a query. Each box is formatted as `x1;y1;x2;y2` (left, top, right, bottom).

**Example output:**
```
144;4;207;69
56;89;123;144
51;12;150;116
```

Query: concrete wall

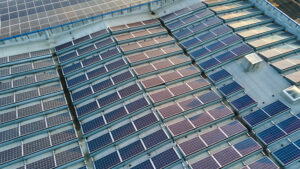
249;0;300;40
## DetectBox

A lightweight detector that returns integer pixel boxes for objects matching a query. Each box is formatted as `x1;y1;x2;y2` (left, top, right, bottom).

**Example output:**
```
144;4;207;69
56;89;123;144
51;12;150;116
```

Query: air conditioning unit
282;85;300;105
242;53;263;72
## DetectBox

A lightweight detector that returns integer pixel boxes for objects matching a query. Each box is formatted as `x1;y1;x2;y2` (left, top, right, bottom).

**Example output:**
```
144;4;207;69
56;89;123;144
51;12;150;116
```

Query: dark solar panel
67;74;87;87
133;113;157;130
0;127;19;143
76;101;99;117
100;48;120;60
43;97;66;111
219;81;243;96
131;160;154;169
0;81;11;91
213;147;241;167
92;79;113;93
106;59;126;72
234;138;261;156
59;51;77;63
119;83;140;98
104;107;128;124
216;51;237;63
257;126;286;145
91;29;109;39
13;76;35;87
88;133;112;153
26;156;55;169
248;157;279;169
221;34;241;45
20;120;46;136
86;67;107;79
125;97;149;114
112;71;133;84
189;112;214;127
94;152;120;169
0;110;16;124
198;91;220;104
212;25;232;36
230;94;256;112
262;100;290;117
231;44;253;56
40;83;62;96
198;58;221;70
208;105;233;120
182;38;201;48
179;137;206;156
51;129;77;146
220;121;246;137
158;103;183;119
198;32;215;42
190;47;210;59
277;116;300;134
82;116;105;134
47;112;71;127
168;119;193;136
273;143;300;165
56;41;73;51
142;129;168;149
191;156;220;169
209;69;232;84
243;109;269;127
95;38;114;49
23;137;51;156
63;62;82;75
294;139;300;147
73;35;91;45
55;146;82;167
98;92;120;107
174;29;192;39
0;146;22;165
0;95;14;107
152;148;179;169
18;103;43;118
119;140;145;161
82;55;101;67
11;63;33;74
179;98;203;111
201;128;227;146
206;41;225;52
167;20;184;30
111;123;136;141
72;87;93;101
77;45;96;55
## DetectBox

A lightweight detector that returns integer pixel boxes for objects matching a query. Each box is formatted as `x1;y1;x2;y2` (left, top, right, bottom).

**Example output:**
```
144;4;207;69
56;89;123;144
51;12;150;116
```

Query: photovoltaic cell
158;104;183;119
234;138;261;156
220;121;246;137
67;74;87;87
118;83;140;98
230;95;256;112
112;71;133;84
72;87;93;101
23;137;51;156
87;67;107;79
257;125;286;145
209;69;231;84
168;119;193;136
277;116;300;134
179;137;206;156
119;140;145;161
104;107;128;123
262;100;290;117
273;143;300;165
213;147;241;167
20;120;46;136
179;98;203;111
132;160;154;169
51;129;77;146
198;58;221;70
88;133;112;153
0;146;22;164
82;116;105;134
55;146;82;167
231;44;253;56
208;105;233;120
151;148;179;169
215;51;236;63
243;109;269;127
111;123;136;141
94;152;120;169
98;92;120;107
189;112;214;128
219;81;243;96
92;79;113;93
26;156;55;169
133;113;157;130
0;128;19;143
248;157;279;169
191;156;220;169
82;55;101;67
76;101;99;117
125;97;149;114
198;91;220;104
201;129;227;146
142;130;168;149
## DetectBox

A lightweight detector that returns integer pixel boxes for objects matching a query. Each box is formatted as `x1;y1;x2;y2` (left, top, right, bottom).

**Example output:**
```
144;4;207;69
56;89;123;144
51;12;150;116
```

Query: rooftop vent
242;53;263;72
282;85;300;104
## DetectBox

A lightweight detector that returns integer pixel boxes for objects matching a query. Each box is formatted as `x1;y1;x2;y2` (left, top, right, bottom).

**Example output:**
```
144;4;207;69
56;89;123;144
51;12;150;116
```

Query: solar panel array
2;0;300;168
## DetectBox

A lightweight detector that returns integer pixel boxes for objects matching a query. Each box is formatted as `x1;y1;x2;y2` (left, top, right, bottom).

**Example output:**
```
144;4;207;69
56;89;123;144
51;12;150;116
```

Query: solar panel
189;112;214;127
182;38;201;48
230;94;256;112
92;79;113;93
43;97;66;111
23;137;51;155
104;107;127;124
131;160;154;169
0;95;14;107
294;139;300;147
76;101;99;117
40;83;62;96
142;129;168;149
73;35;91;45
191;156;220;169
47;112;71;127
55;146;82;167
213;147;241;167
168;119;193;136
112;71;133;84
13;76;35;88
221;34;242;45
277;116;300;134
59;52;78;63
215;51;237;63
201;128;227;146
220;121;246;137
151;148;179;169
119;140;145;161
160;71;182;83
0;127;19;144
190;47;210;59
219;81;243;97
111;123;136;141
82;116;105;134
51;129;77;146
179;136;206;156
88;133;112;153
133;113;157;130
209;69;232;84
77;45;96;55
198;32;216;42
26;156;55;169
98;92;120;107
208;105;233;120
190;23;207;33
262;100;290;116
234;138;261;156
198;91;220;104
82;55;101;67
212;25;232;36
0;146;22;165
67;74;87;87
248;157;279;169
179;98;203;111
273;143;300;165
87;67;107;79
118;83;140;98
18;103;43;118
149;89;173;103
20;120;46;136
72;87;93;101
206;41;225;52
94;152;120;169
231;44;253;56
142;76;164;89
106;59;126;72
198;58;221;70
158;103;183;119
11;63;33;74
257;125;286;145
177;66;200;77
174;29;192;39
0;110;16;124
125;97;149;114
167;20;184;30
63;62;82;75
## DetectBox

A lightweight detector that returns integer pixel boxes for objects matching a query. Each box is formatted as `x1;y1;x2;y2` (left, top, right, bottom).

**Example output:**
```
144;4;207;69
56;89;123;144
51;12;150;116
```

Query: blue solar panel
100;47;120;60
0;146;22;165
248;157;279;169
111;123;136;141
26;156;55;169
82;55;101;67
179;98;203;111
257;126;286;145
98;92;120;107
219;81;243;96
119;140;145;161
204;17;222;26
106;59;126;72
0;128;19;144
190;23;207;33
206;41;225;52
295;139;300;147
82;116;105;134
104;107;128;123
142;130;168;149
63;62;82;74
132;160;154;169
273;143;300;165
191;47;210;59
220;121;246;137
179;137;206;156
189;112;214;128
95;38;114;49
221;34;241;45
191;156;220;169
198;91;220;104
94;152;120;169
243;109;269;127
112;71;133;84
182;15;198;23
167;20;184;29
72;87;93;101
118;83;140;98
212;25;232;36
174;29;192;39
198;58;221;71
67;74;87;87
152;148;179;169
76;101;99;117
197;32;215;42
262;100;290;117
88;133;112;153
182;38;201;48
92;79;113;93
277;116;300;134
231;44;253;56
213;147;241;167
59;51;77;63
201;129;227;146
209;69;231;84
77;45;96;55
234;138;261;156
87;67;107;79
125;97;149;114
230;95;256;112
51;129;76;146
133;113;157;130
21;120;46;136
216;51;237;63
23;137;51;156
